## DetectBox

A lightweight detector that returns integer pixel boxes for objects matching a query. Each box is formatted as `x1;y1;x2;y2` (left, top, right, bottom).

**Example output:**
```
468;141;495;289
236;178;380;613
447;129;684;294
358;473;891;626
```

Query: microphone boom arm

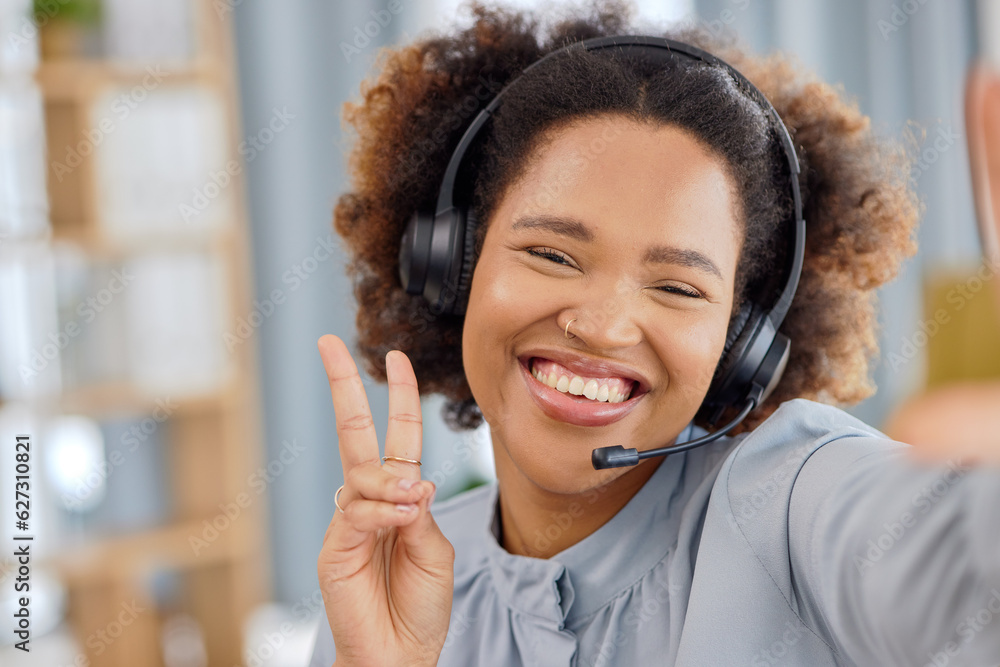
591;385;762;469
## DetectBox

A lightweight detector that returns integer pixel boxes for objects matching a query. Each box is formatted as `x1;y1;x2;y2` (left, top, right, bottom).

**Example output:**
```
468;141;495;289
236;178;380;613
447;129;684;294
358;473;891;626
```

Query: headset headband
435;35;805;326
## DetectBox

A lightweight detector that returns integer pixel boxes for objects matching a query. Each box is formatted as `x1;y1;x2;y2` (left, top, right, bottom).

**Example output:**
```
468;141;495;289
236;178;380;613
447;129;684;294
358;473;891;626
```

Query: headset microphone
591;393;759;469
593;381;786;469
398;35;805;471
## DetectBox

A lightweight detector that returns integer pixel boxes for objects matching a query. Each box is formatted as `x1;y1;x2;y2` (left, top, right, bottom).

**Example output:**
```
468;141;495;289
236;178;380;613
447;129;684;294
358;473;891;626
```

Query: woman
309;2;999;665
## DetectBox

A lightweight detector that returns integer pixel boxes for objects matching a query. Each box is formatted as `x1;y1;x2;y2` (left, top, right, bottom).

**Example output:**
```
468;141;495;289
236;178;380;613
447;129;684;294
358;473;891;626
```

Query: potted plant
33;0;102;60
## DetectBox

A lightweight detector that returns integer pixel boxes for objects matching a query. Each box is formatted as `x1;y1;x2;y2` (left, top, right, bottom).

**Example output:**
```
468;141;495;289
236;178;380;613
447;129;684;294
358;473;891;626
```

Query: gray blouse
309;398;1000;666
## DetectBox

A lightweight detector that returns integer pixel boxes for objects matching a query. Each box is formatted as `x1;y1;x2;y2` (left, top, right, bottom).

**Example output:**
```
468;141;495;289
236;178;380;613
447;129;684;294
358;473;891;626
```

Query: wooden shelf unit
34;2;271;666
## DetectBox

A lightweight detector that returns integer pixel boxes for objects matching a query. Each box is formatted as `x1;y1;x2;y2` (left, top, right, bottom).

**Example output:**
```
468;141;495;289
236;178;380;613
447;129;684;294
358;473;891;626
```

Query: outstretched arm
789;438;1000;666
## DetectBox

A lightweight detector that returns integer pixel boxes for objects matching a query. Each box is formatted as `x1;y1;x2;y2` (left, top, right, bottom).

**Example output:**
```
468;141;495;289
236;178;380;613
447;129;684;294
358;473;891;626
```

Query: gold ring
564;318;577;339
382;455;421;466
334;484;346;513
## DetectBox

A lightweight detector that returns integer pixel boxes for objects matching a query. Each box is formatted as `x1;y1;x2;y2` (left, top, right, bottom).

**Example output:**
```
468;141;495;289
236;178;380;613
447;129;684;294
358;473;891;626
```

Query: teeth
530;360;634;403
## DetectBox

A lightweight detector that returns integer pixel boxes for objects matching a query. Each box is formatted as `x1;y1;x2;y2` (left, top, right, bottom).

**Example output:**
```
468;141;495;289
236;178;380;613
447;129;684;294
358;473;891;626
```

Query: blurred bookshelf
0;0;270;665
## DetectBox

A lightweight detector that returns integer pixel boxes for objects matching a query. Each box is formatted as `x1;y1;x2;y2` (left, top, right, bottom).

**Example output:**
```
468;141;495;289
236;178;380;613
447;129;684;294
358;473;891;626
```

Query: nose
562;282;644;349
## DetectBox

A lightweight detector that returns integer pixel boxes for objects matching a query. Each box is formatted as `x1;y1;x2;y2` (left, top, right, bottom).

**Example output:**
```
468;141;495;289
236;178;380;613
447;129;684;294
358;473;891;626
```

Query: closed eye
526;247;572;265
656;285;703;299
527;247;703;299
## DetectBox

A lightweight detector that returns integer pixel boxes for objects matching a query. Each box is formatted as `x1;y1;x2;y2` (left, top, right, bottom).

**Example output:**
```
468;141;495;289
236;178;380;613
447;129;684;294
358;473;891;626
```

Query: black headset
398;35;806;468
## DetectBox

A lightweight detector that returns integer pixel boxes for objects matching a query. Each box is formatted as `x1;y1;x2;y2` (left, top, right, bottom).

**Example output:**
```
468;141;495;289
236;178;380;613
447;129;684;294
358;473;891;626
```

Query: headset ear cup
755;332;790;403
722;303;754;361
699;303;758;423
713;302;755;386
450;206;479;316
399;208;435;296
421;205;464;316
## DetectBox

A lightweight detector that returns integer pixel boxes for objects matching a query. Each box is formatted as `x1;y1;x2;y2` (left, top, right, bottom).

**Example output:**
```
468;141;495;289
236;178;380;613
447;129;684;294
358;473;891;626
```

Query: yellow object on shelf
923;266;1000;387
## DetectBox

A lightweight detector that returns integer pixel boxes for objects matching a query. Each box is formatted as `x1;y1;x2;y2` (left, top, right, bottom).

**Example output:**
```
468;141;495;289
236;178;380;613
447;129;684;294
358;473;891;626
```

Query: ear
965;61;1000;294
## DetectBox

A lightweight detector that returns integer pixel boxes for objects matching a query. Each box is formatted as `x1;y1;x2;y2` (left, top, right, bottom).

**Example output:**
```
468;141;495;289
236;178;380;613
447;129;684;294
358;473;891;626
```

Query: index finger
317;334;380;473
383;350;424;481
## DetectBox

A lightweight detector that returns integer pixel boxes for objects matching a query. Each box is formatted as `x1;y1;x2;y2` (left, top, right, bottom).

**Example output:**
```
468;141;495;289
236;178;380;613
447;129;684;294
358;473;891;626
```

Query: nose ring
564;318;577;339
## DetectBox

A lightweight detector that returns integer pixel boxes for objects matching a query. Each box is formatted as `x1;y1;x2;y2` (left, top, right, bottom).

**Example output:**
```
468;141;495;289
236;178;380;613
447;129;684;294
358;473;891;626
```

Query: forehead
499;116;743;252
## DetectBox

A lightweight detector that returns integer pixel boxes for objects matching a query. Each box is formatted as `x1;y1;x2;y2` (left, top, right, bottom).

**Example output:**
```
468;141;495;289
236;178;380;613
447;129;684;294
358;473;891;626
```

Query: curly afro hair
334;0;921;434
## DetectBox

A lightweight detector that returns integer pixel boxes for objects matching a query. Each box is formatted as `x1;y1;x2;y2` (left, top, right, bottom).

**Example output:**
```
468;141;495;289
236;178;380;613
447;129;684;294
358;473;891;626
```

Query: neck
493;445;665;559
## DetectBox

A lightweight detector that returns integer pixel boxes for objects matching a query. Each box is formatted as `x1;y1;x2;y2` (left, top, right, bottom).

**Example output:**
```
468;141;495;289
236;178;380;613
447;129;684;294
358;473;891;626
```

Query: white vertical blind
419;0;693;36
980;0;1000;68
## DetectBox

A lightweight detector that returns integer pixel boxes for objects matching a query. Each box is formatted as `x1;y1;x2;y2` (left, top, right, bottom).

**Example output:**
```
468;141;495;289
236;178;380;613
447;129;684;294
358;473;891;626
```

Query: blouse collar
481;424;695;629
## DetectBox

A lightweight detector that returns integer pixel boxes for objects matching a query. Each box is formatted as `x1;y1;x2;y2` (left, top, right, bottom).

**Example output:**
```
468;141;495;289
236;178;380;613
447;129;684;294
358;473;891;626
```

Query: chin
496;432;627;495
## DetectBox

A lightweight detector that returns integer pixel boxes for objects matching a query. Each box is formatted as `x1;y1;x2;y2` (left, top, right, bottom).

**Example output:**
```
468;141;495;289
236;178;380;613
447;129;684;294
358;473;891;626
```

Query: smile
518;357;646;427
530;357;636;402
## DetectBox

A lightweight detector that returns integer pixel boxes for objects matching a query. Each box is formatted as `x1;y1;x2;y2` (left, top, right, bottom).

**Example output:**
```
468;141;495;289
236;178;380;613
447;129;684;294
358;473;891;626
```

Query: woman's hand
886;381;1000;466
316;334;455;667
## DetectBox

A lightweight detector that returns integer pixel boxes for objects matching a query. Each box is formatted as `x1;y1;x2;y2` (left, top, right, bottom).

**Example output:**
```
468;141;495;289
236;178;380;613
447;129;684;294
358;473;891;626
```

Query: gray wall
233;0;394;604
231;0;474;606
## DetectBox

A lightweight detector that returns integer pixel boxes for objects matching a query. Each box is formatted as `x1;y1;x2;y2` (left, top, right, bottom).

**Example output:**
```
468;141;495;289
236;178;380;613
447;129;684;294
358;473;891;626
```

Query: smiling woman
335;10;917;440
463;118;740;493
311;1;1000;666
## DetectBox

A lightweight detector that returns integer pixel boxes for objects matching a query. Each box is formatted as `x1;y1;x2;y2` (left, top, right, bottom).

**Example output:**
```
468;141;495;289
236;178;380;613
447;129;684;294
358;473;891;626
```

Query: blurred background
0;0;996;665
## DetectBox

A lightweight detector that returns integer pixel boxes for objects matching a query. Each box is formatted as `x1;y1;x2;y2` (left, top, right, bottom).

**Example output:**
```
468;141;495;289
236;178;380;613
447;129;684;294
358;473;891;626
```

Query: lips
518;356;646;427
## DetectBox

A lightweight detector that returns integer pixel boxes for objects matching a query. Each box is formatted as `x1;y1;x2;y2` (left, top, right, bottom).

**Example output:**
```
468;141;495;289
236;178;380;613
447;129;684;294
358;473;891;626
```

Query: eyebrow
510;214;724;280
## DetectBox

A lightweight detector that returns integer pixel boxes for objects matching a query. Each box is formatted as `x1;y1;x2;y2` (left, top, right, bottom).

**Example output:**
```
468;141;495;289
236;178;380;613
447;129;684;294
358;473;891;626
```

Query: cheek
466;256;553;336
461;266;528;426
657;315;729;399
462;257;529;369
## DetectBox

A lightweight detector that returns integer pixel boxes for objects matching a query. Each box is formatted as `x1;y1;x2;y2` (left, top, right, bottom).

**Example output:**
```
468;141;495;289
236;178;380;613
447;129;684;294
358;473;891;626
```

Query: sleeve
788;436;1000;666
308;617;336;667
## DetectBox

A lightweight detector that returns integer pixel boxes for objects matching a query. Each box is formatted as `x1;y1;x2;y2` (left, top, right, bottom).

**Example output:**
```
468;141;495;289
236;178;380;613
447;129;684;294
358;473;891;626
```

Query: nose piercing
564;318;577;339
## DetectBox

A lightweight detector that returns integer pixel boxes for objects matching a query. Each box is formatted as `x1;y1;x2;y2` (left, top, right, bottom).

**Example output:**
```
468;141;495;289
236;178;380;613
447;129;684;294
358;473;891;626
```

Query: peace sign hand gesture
316;335;455;667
